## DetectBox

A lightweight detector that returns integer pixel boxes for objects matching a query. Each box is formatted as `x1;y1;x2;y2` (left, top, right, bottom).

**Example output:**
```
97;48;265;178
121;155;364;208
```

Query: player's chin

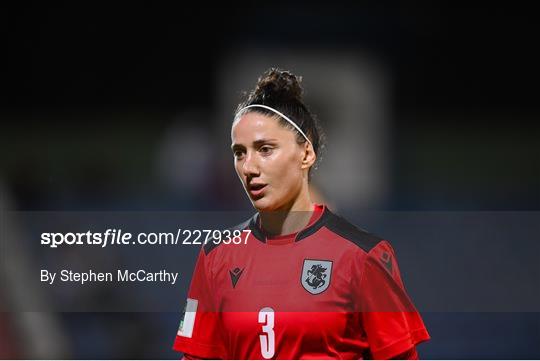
250;196;275;212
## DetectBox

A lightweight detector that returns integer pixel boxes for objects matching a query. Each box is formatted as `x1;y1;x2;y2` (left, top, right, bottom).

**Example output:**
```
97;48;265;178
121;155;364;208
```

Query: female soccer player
173;68;430;359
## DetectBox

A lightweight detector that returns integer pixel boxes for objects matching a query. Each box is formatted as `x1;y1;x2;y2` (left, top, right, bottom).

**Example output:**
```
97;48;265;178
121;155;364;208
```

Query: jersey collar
248;205;332;243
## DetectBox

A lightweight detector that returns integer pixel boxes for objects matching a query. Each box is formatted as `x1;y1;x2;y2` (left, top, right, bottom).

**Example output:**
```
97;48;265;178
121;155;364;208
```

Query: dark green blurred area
1;114;168;208
2;112;538;210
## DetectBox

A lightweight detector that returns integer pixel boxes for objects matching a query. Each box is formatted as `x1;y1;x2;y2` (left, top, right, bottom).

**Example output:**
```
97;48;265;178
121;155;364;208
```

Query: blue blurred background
2;2;539;359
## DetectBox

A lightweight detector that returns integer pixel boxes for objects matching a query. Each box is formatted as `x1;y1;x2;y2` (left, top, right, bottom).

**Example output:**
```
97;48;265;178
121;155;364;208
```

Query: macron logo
229;267;244;288
379;252;393;275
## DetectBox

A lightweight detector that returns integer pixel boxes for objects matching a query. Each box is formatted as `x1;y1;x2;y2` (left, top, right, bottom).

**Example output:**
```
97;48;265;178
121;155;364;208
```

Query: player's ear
300;141;316;170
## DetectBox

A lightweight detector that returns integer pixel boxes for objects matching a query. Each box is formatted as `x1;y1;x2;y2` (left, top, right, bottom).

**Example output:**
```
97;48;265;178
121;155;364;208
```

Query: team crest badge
301;259;332;295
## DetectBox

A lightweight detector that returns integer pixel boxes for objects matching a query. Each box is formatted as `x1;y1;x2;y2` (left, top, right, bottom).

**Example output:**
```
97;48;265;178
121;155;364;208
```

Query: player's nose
242;151;260;177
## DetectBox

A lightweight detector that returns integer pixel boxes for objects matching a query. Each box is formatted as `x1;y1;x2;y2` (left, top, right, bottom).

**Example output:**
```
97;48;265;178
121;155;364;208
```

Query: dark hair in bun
235;68;325;179
252;69;303;103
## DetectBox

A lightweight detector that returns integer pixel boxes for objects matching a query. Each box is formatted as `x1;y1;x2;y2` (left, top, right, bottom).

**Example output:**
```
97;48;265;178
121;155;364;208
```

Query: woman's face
231;112;312;211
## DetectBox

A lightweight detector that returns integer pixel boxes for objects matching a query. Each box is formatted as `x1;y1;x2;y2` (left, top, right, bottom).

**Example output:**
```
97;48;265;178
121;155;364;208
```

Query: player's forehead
231;112;293;145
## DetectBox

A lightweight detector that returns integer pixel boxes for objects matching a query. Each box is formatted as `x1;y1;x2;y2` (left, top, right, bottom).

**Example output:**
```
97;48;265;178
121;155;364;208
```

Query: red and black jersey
173;205;430;359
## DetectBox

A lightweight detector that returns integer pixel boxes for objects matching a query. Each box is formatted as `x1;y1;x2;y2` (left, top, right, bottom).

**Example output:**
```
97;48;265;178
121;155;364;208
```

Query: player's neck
259;191;314;237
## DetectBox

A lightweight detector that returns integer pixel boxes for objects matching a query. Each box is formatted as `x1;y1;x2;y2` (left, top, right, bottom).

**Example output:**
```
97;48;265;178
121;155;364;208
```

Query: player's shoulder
202;216;252;256
323;208;384;253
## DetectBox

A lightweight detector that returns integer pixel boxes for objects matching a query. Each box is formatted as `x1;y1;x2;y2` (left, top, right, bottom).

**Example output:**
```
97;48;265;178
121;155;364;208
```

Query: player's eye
233;150;245;159
259;145;274;155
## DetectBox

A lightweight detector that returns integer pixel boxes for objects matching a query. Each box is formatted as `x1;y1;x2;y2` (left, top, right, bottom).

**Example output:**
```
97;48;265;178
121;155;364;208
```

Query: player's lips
247;183;267;198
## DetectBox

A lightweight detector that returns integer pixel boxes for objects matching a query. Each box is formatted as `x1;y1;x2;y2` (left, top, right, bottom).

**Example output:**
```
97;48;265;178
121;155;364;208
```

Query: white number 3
258;307;275;359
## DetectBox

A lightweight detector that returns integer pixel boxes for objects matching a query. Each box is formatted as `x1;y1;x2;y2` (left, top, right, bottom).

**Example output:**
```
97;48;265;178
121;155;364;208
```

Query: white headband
236;104;312;145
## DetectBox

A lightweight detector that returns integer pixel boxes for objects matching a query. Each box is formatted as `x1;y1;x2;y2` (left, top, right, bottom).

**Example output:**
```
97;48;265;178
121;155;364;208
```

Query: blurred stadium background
2;2;539;359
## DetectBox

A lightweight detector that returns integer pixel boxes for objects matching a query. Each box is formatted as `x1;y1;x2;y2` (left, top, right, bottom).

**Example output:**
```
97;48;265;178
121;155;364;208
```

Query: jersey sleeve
173;246;227;359
354;240;430;360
